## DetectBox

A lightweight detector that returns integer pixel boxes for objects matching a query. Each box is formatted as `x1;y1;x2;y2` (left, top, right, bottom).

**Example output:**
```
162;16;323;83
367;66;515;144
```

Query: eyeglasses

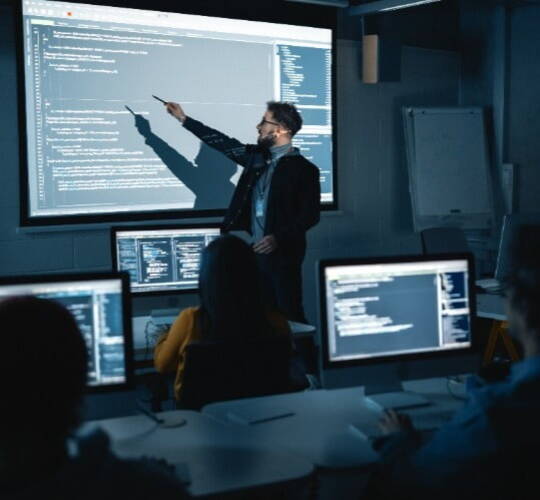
258;118;281;127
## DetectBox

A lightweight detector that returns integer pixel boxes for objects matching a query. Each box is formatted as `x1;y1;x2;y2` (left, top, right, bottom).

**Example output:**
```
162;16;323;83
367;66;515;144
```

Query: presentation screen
112;224;220;294
0;273;133;392
19;0;334;225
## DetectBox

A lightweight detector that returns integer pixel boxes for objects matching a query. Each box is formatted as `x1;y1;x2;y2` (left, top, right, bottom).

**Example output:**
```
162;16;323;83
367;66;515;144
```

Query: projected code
23;6;334;218
279;44;333;201
37;291;126;386
278;44;331;120
27;23;189;215
117;232;218;292
294;134;332;205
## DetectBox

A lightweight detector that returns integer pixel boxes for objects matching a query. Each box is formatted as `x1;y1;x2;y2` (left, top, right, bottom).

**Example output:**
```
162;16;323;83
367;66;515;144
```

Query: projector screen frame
0;270;134;393
15;0;338;227
111;222;223;297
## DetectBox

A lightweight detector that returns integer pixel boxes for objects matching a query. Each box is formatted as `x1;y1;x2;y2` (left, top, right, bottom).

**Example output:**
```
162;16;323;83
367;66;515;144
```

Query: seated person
0;296;186;500
367;264;540;500
154;234;293;401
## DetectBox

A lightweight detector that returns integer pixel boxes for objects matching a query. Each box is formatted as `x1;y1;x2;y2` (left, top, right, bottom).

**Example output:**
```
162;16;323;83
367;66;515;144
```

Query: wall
507;6;540;213
459;0;540;214
457;1;540;273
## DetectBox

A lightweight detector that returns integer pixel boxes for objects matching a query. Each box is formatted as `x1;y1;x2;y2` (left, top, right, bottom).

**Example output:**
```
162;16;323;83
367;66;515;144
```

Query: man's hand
165;102;187;123
379;409;415;435
253;235;278;254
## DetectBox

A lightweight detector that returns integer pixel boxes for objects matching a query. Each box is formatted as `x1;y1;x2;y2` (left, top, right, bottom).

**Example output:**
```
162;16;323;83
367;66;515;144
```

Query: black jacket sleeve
182;116;251;167
273;161;321;247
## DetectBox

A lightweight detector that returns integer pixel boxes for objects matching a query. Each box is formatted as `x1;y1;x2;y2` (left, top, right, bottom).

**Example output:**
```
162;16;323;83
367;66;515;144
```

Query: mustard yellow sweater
153;307;291;400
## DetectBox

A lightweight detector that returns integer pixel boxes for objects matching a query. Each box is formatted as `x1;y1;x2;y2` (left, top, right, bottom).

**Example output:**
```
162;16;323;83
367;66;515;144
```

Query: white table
203;380;467;469
85;410;313;497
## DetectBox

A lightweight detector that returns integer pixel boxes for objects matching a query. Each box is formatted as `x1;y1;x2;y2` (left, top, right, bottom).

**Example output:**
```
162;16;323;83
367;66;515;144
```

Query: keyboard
476;278;503;293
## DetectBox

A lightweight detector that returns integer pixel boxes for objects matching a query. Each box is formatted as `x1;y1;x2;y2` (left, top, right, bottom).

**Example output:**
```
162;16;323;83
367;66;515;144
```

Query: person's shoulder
244;145;267;169
170;307;200;329
173;306;198;319
180;306;199;318
284;154;318;173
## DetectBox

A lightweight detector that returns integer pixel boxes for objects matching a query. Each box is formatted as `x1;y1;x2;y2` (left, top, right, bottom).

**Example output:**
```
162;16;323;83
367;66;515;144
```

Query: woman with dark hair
154;234;292;401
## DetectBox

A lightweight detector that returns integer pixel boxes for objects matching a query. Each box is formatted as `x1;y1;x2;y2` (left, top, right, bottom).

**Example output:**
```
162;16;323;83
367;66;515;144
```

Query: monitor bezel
111;222;222;296
318;252;478;371
15;0;338;227
0;271;134;393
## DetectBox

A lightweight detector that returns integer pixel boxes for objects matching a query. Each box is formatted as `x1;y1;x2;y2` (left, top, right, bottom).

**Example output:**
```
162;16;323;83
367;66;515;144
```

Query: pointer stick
152;94;168;104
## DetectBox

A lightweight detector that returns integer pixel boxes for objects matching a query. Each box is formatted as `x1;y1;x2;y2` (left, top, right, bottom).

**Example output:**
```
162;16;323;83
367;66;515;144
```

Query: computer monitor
319;254;477;405
0;272;133;392
111;224;221;294
495;213;540;282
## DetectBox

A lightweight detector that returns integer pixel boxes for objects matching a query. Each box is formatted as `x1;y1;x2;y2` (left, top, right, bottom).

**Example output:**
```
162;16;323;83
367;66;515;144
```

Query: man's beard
257;133;276;150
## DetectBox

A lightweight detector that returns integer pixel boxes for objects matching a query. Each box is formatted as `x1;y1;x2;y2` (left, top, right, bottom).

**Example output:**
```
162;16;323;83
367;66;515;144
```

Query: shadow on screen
131;113;236;210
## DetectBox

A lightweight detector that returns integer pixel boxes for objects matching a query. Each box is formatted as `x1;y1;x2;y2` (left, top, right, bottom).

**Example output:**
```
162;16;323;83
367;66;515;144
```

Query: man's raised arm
165;102;250;167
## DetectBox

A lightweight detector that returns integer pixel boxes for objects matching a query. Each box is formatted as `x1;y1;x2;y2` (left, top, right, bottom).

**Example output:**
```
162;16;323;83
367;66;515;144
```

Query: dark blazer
183;117;320;259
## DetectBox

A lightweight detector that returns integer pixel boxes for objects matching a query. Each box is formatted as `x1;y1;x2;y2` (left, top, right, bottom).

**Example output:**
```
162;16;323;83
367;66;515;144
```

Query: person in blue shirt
368;265;540;500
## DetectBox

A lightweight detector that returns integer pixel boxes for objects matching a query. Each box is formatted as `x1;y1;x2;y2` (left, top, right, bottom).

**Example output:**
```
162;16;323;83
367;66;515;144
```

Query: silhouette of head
0;296;87;445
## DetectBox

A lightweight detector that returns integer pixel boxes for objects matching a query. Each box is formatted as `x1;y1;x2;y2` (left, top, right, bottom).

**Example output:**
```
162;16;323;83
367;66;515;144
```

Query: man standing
164;101;320;322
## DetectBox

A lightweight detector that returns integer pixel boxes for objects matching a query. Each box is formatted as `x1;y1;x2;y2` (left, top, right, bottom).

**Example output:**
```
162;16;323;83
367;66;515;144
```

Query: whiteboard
403;107;493;231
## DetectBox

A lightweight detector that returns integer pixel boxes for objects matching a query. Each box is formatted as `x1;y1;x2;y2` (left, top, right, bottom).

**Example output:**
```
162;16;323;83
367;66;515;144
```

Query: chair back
178;335;294;410
421;227;469;255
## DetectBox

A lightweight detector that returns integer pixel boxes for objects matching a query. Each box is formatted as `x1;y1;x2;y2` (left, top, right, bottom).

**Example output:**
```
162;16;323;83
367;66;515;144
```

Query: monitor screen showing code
20;0;334;223
0;278;129;388
114;226;220;293
324;259;472;362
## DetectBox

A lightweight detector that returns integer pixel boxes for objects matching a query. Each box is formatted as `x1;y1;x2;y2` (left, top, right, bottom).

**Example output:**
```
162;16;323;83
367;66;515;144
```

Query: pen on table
250;412;295;425
152;94;168;104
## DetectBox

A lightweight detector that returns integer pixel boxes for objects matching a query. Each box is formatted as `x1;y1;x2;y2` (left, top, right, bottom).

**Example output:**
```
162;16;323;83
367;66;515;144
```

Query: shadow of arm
142;131;199;192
